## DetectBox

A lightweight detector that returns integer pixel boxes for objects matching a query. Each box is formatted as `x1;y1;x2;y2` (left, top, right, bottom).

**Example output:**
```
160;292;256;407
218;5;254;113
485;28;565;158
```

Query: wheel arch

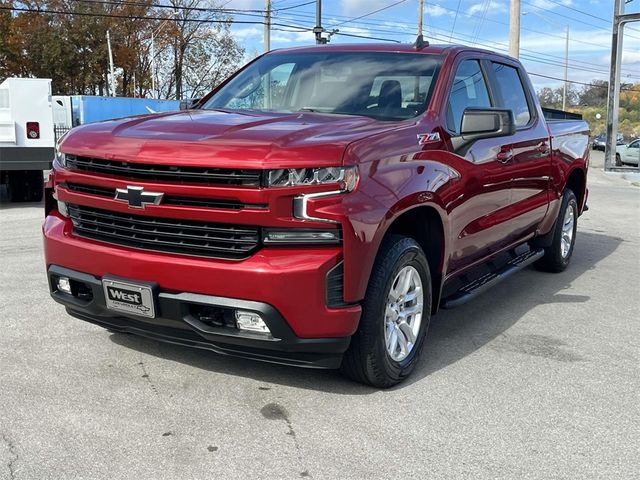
565;166;587;214
381;204;446;314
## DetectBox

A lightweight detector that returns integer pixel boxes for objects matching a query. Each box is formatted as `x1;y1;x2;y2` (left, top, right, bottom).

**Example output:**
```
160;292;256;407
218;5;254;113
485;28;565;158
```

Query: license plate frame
102;278;156;319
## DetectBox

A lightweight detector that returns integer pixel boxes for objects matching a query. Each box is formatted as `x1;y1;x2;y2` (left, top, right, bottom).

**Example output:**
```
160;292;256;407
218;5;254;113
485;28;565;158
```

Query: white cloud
468;1;507;16
425;5;451;18
529;0;573;9
341;0;391;16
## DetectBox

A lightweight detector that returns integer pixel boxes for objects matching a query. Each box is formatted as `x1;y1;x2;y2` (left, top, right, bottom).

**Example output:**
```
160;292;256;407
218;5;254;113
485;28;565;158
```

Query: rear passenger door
485;60;553;242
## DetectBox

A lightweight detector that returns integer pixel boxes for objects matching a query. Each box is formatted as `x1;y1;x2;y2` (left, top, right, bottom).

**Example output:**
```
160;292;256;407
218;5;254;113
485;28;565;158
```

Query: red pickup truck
44;44;589;387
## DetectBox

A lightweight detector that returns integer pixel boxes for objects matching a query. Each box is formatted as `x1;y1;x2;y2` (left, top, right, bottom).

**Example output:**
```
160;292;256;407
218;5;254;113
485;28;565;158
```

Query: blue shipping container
71;96;181;125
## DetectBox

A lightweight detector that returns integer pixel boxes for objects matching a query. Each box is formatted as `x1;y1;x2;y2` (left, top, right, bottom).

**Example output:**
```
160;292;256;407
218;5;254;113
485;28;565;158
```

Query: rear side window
491;63;532;127
446;60;492;134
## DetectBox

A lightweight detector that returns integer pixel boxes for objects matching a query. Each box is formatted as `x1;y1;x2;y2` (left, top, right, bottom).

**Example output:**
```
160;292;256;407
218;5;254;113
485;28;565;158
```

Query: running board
441;248;545;309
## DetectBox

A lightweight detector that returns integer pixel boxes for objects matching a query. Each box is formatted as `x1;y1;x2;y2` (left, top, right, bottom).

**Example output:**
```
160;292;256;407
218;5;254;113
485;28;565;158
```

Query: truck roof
269;43;511;60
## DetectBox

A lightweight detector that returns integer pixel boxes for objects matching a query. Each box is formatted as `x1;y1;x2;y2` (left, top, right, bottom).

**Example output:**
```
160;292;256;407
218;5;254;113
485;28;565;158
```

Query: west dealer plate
102;278;156;319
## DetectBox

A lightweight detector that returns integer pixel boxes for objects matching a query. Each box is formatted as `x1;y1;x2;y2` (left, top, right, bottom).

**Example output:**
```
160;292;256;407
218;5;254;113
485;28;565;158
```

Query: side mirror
451;108;516;153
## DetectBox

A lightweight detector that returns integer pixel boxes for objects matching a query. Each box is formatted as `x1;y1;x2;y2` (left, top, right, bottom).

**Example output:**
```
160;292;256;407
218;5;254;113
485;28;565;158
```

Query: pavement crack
2;433;18;480
137;361;159;396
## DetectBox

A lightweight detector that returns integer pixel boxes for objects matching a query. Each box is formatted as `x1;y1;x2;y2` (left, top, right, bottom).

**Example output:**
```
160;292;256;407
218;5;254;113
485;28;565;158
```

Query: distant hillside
537;80;639;139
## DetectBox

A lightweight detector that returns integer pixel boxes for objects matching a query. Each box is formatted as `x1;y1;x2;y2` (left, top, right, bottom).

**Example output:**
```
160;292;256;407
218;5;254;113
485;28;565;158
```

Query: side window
628;140;639;149
491;62;532;127
447;60;492;134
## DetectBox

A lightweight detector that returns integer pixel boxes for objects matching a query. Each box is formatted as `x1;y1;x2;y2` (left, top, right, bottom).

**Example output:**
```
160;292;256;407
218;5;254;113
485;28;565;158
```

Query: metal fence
54;126;71;143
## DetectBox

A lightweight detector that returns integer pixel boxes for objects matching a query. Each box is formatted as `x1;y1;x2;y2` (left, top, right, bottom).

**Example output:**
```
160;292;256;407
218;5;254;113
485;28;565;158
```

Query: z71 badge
417;132;441;145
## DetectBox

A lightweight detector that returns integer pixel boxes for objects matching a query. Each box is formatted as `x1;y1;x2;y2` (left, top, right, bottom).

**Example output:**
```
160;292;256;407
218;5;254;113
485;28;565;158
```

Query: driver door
445;59;515;273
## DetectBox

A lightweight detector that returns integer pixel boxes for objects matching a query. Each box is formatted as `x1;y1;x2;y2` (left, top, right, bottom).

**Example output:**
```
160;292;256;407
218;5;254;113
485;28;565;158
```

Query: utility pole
418;0;423;36
562;25;569;111
314;0;324;44
106;30;117;97
264;0;271;52
605;0;640;171
509;0;520;59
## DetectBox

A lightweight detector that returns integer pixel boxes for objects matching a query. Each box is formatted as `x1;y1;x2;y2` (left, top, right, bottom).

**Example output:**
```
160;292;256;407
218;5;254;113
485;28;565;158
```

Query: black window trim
487;59;537;131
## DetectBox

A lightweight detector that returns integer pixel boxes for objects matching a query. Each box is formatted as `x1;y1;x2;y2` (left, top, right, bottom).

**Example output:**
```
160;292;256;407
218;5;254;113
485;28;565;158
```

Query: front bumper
47;265;351;369
44;211;363;368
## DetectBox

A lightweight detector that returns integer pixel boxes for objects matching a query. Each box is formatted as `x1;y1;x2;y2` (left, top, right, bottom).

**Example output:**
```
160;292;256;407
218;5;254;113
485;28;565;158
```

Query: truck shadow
109;230;622;394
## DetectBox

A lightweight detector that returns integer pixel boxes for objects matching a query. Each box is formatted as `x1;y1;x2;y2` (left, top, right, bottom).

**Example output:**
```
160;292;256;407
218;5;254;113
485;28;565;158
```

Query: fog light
57;200;69;218
57;276;72;294
235;310;270;334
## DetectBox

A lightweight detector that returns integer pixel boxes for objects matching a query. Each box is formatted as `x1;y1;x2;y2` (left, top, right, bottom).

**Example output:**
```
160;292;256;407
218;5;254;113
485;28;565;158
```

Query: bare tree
155;0;243;99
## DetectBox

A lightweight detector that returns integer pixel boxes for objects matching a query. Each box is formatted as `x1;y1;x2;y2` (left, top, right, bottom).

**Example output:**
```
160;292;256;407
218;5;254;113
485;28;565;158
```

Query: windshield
202;51;443;121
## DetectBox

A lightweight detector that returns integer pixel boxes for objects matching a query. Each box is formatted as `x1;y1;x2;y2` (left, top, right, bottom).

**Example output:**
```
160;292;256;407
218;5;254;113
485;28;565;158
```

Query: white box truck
0;78;54;202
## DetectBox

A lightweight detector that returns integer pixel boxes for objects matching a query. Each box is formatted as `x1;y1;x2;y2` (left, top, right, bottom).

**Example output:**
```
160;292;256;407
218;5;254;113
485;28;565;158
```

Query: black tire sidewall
553;190;578;269
366;237;432;382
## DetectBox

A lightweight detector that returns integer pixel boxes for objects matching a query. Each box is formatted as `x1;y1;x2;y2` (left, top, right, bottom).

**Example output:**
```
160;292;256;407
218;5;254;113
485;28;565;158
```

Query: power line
65;0;265;15
522;0;640;37
274;1;316;12
2;5;271;25
331;0;409;28
1;4;401;44
6;2;640;82
471;0;491;45
528;72;640;92
276;10;640;78
535;0;640;34
449;0;462;42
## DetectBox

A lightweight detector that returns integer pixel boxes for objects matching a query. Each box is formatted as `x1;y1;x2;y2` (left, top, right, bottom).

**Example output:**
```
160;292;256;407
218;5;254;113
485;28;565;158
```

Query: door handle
497;149;513;163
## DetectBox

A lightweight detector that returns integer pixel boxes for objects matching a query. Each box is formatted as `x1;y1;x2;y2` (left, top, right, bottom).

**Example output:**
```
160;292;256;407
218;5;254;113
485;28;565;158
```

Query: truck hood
61;109;404;169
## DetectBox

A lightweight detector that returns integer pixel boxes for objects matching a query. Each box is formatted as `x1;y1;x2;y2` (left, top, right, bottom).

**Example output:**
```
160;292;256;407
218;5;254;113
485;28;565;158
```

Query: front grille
66;155;262;186
65;183;267;210
68;204;260;259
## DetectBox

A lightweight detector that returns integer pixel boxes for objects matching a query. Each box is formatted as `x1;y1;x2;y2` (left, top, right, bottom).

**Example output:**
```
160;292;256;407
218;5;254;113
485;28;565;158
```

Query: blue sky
229;0;640;91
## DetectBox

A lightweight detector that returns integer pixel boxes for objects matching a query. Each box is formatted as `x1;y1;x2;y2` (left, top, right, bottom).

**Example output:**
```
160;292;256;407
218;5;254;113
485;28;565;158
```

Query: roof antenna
414;34;429;50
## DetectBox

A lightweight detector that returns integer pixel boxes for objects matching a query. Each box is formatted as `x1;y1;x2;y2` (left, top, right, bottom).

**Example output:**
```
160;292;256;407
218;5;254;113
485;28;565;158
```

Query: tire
26;170;44;202
8;170;43;202
615;154;621;166
535;189;578;273
341;235;432;388
8;171;27;202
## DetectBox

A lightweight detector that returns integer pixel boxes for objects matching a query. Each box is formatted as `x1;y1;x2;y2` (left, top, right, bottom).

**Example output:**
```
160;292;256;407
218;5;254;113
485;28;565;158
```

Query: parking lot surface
1;151;638;479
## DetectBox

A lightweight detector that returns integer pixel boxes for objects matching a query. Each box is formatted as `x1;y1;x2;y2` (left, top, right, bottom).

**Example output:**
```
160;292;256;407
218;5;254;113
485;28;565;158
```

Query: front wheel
341;235;432;388
535;189;578;273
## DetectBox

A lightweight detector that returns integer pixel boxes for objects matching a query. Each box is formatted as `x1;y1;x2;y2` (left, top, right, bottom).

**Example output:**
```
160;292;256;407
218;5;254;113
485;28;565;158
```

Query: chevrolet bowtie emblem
114;186;164;209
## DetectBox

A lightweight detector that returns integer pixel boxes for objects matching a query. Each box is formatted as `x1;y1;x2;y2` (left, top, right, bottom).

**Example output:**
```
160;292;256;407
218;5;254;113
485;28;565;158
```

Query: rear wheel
341;235;432;388
535;189;578;273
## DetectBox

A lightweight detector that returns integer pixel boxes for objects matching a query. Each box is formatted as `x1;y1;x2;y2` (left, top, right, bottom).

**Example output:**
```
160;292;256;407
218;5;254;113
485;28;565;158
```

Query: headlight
54;131;69;167
266;166;358;191
55;143;66;167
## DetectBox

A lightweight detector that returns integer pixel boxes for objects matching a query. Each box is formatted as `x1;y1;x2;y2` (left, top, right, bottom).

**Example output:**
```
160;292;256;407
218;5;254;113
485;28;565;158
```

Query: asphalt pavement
1;151;638;479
